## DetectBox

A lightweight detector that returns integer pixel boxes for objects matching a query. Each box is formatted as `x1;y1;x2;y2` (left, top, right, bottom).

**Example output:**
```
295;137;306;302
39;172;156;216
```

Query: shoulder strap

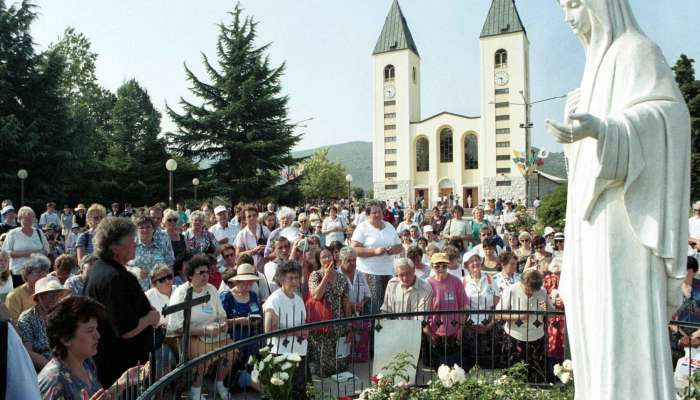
36;228;45;248
0;320;8;399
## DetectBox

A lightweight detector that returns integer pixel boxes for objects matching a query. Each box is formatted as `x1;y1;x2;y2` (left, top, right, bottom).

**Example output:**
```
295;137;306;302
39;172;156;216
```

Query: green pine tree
672;54;700;203
167;4;301;205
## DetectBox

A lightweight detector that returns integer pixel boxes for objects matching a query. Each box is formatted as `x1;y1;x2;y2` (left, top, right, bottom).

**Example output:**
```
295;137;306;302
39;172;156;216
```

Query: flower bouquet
247;346;302;400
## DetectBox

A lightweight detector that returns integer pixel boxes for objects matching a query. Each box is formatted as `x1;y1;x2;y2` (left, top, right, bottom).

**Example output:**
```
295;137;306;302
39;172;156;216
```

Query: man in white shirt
38;202;60;229
210;206;239;246
381;257;433;319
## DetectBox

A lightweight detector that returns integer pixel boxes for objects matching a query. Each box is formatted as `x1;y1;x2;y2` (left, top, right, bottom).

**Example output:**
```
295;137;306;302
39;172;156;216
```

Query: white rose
270;377;285;386
281;362;293;370
553;364;563;376
280;372;289;381
437;365;451;384
274;354;287;364
562;359;573;371
247;355;255;365
257;361;265;371
251;369;259;383
286;353;302;363
263;354;273;363
450;365;466;384
560;371;571;384
259;346;270;354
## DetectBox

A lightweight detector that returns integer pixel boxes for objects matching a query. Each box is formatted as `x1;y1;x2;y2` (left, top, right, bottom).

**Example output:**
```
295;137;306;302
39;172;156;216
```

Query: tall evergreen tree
104;79;171;204
672;54;700;202
167;4;301;204
0;1;76;205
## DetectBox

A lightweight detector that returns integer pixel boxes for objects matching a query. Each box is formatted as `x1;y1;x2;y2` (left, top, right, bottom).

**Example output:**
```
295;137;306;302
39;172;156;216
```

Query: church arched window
416;137;429;172
464;134;478;170
439;128;453;163
495;49;508;68
384;65;395;81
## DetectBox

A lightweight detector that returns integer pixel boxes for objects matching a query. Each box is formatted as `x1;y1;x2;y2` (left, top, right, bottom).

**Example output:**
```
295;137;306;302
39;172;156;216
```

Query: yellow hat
430;253;450;265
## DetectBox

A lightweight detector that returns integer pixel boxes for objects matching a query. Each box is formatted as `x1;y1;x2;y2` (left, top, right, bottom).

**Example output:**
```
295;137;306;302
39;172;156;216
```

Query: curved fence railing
117;308;700;400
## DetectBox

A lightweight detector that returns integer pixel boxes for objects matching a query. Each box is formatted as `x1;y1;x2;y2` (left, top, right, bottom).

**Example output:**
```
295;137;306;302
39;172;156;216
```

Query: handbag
305;296;332;334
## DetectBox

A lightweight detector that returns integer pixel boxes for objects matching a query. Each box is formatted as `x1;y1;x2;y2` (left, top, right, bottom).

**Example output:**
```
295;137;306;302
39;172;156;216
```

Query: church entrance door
463;187;477;209
439;188;453;205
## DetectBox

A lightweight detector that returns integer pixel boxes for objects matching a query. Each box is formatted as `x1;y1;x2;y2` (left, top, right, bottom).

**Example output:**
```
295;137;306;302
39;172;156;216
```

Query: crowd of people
0;196;695;398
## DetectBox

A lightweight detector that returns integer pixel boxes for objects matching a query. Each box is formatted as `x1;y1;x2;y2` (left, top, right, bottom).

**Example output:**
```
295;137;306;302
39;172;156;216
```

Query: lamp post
192;178;200;202
345;174;353;202
17;169;27;205
165;159;178;209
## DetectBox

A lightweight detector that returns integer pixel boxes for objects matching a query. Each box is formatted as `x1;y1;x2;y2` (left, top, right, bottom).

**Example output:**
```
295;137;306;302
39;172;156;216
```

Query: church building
372;0;531;208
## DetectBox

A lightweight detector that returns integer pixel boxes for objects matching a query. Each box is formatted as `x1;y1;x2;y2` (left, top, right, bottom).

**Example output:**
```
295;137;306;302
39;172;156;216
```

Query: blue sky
30;0;700;153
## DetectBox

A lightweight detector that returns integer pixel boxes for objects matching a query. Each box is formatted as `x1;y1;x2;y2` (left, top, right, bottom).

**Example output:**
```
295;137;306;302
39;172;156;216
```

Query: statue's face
560;0;591;37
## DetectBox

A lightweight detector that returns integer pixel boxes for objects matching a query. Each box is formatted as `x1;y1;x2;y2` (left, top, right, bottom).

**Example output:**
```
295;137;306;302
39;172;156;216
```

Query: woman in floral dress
307;248;350;377
543;256;565;381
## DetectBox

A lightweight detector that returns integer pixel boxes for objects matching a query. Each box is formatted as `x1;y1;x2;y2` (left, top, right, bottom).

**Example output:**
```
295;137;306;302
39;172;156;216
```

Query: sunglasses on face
155;274;173;283
166;218;178;223
432;263;449;270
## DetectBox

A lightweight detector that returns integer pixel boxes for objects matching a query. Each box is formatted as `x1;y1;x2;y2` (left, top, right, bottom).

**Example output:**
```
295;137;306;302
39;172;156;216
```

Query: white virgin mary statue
545;1;691;399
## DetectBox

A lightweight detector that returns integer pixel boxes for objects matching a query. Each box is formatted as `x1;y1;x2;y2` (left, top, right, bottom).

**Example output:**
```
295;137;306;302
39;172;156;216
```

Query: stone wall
481;176;527;204
372;180;410;204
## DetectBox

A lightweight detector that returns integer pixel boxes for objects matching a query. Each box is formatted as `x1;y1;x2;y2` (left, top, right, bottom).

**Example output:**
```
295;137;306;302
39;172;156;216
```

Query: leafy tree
0;1;77;205
353;187;365;200
537;185;567;231
298;149;347;201
167;4;301;205
102;79;171;204
672;54;700;202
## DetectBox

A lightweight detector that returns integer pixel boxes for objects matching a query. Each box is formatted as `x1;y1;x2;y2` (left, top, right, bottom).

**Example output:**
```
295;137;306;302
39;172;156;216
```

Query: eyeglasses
223;253;236;259
166;218;178;223
155;274;173;283
432;263;449;270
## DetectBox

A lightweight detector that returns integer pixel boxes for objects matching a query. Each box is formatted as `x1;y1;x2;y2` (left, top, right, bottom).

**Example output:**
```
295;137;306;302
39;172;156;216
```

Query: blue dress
220;290;262;359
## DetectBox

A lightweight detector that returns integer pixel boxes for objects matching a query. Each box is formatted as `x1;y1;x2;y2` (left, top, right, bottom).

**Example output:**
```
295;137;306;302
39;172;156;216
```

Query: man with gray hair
381;257;433;319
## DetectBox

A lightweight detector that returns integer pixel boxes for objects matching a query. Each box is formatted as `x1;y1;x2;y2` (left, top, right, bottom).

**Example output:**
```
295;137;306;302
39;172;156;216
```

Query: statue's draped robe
559;2;690;399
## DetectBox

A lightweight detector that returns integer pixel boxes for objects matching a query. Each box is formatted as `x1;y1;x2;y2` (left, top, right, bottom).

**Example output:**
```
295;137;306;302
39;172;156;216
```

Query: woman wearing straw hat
220;263;263;392
17;275;70;370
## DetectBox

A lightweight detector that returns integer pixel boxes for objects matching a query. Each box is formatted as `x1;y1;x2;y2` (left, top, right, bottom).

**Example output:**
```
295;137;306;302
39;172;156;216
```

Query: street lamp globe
192;178;200;186
345;174;353;183
165;159;178;171
17;169;28;180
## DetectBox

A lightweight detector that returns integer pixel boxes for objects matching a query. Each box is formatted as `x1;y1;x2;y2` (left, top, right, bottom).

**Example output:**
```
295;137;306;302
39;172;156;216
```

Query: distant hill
292;141;567;193
292;141;373;191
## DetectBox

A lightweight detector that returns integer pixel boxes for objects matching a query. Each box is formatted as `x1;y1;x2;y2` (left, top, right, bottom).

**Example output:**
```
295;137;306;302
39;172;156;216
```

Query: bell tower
479;0;530;201
372;0;421;204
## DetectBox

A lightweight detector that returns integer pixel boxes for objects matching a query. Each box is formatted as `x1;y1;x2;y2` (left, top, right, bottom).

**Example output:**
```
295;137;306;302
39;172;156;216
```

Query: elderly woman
461;251;501;370
127;216;175;290
39;296;148;400
2;206;50;287
396;209;420;235
144;264;174;326
351;200;402;314
184;210;219;255
84;217;161;387
263;260;308;399
75;204;106;261
220;263;263;391
322;206;346;247
425;252;468;369
469;207;490;248
524;235;551;272
0;250;12;303
5;253;50;322
496;269;553;382
543;256;565;372
441;205;472;250
167;254;234;400
163;208;187;259
308;247;351;377
263;206;296;259
17;275;70;370
64;255;97;296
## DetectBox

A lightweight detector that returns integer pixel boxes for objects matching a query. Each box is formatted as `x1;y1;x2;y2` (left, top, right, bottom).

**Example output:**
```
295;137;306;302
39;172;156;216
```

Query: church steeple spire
480;0;526;38
373;0;419;56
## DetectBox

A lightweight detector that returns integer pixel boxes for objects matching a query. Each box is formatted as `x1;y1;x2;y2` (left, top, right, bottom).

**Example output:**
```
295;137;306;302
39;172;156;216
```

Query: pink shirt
426;275;468;337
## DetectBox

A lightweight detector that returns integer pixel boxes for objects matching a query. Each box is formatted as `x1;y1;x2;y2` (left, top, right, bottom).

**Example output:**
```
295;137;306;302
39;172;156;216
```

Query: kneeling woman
167;254;235;400
39;296;147;399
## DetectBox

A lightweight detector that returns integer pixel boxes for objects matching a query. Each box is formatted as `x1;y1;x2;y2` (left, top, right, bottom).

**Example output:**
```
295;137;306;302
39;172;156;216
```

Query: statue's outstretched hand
545;113;601;144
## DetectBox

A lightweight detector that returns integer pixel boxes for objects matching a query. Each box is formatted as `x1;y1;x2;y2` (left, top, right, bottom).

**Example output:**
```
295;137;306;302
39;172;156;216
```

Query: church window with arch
439;128;453;163
416;137;429;172
384;65;395;81
495;49;508;68
464;135;478;170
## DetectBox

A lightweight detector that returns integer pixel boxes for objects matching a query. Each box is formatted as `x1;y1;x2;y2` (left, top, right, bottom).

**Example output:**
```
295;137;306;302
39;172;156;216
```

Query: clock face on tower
495;71;509;86
384;85;396;99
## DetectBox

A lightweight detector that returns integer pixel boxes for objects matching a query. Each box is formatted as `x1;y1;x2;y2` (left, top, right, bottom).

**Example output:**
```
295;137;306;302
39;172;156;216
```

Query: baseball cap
214;205;227;215
544;227;555;236
423;225;434;233
462;251;479;264
1;205;15;215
